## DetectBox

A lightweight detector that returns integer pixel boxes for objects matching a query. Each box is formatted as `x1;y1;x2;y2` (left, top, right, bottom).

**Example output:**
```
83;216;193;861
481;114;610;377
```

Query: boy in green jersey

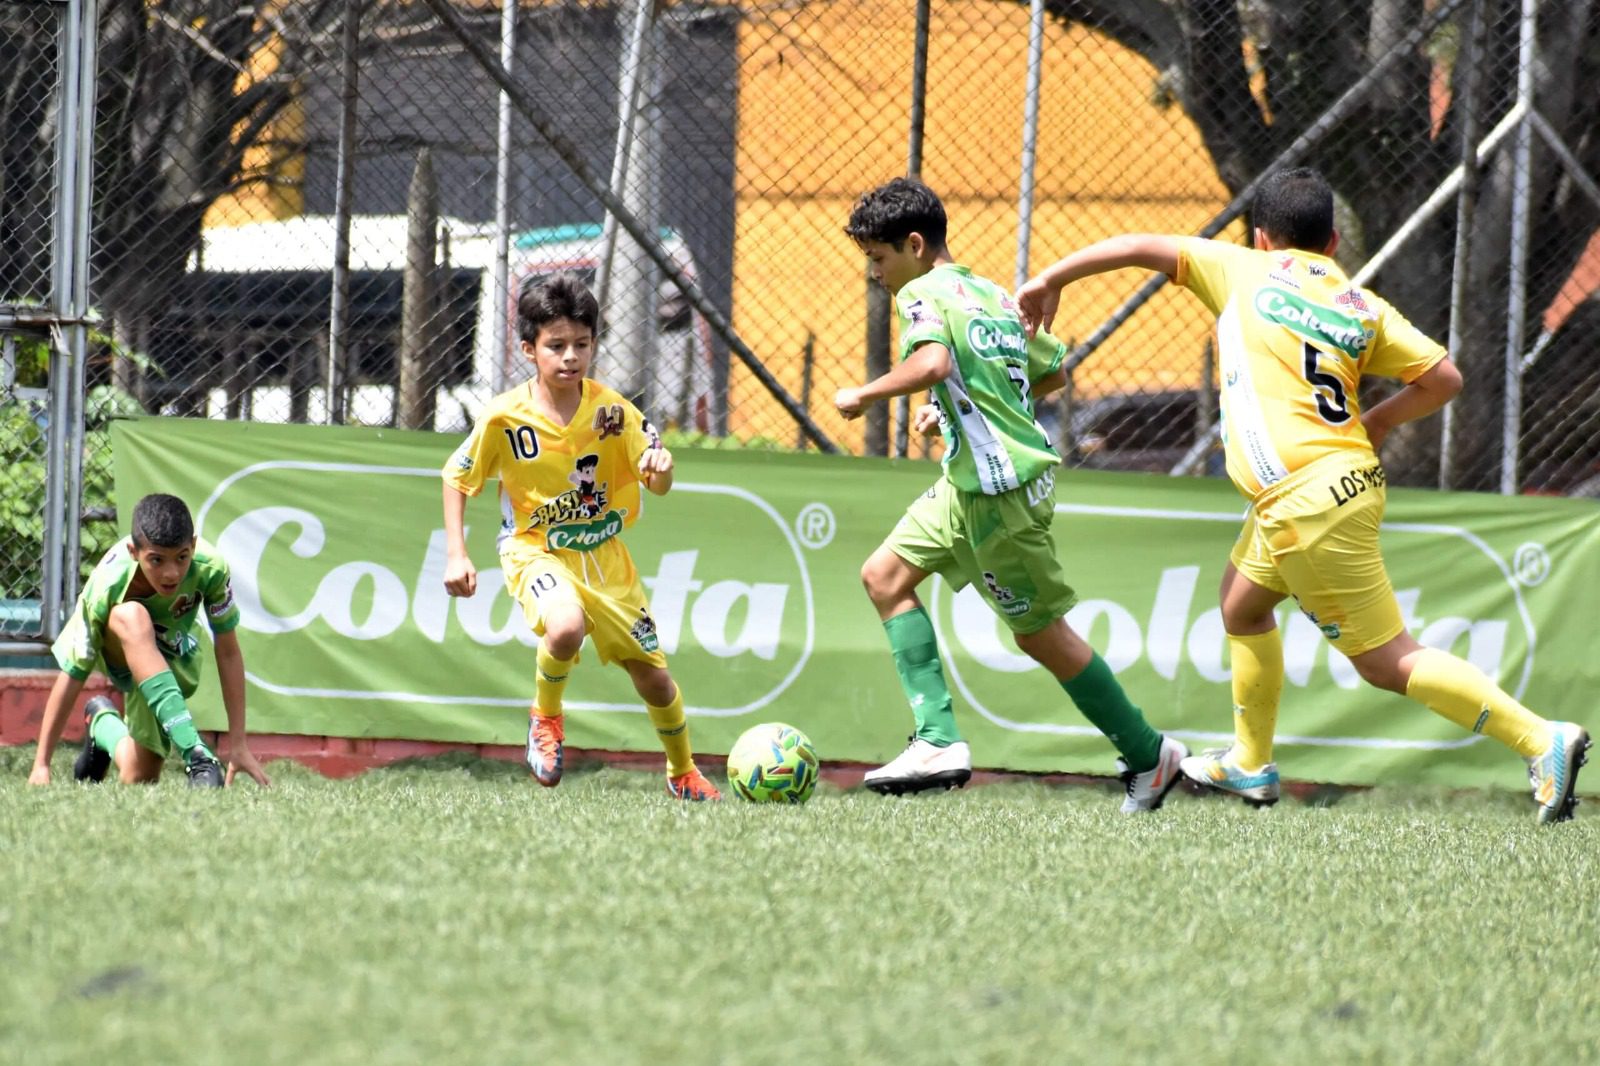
834;177;1186;812
28;493;270;789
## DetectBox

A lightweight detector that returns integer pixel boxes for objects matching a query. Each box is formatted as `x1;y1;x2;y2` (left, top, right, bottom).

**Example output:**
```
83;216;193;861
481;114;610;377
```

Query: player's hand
639;446;674;480
912;403;942;436
224;744;272;788
1015;276;1061;338
834;387;866;420
27;763;50;786
444;554;477;598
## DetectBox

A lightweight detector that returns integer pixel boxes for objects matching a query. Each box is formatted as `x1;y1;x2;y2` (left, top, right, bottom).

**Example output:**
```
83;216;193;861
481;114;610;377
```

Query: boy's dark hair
844;177;949;251
517;272;600;344
1253;167;1335;251
131;493;194;549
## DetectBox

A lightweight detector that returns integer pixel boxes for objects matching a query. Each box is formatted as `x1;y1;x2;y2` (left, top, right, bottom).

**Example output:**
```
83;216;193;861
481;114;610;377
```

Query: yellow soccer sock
535;647;575;718
646;688;695;778
1229;628;1284;772
1405;647;1553;758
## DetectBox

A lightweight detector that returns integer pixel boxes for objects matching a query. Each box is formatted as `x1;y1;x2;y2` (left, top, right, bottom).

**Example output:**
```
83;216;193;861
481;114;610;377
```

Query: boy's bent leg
1016;619;1164;774
117;737;167;784
106;604;218;772
1219;558;1290;774
624;663;721;802
73;696;120;783
1361;634;1588;823
513;551;585;787
865;598;972;796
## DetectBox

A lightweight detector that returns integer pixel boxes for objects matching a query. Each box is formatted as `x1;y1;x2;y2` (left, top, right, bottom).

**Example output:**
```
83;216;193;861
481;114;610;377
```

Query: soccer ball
726;722;819;804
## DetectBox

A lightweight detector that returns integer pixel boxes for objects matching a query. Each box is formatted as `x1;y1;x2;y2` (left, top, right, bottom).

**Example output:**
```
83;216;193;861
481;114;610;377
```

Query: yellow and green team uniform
52;539;240;756
1174;237;1447;655
444;377;667;667
885;263;1074;635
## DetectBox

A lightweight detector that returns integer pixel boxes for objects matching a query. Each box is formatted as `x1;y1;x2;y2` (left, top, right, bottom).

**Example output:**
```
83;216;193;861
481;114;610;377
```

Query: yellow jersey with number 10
443;378;660;555
1174;237;1446;501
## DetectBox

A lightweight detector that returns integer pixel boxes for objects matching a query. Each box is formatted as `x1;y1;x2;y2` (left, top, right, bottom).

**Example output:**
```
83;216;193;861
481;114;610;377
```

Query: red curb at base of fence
2;668;1349;799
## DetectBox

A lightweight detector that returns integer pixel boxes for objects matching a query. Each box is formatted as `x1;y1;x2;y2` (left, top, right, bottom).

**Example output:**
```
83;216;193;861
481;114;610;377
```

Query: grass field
3;744;1596;1066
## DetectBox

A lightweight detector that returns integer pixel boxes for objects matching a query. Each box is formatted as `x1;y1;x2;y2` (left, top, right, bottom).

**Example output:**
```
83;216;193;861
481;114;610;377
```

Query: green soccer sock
883;607;960;746
1061;652;1162;772
90;703;130;756
137;671;215;764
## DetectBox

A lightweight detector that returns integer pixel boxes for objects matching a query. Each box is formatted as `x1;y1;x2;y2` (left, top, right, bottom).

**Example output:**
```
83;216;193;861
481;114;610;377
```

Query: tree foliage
1049;0;1600;488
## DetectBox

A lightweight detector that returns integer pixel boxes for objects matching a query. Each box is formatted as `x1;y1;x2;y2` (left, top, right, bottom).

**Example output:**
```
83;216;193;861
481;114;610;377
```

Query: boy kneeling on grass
28;493;270;788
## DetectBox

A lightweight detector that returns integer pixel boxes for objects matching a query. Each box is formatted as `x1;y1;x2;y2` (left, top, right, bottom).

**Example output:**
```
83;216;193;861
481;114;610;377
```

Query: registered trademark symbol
795;502;835;550
1512;541;1550;587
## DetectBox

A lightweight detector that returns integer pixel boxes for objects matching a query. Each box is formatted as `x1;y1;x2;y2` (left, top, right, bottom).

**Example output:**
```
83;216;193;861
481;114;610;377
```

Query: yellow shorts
1230;453;1405;657
500;535;667;668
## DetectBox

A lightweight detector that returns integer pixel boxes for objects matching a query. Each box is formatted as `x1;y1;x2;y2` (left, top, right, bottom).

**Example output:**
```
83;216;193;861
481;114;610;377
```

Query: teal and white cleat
1179;746;1280;807
1528;722;1590;825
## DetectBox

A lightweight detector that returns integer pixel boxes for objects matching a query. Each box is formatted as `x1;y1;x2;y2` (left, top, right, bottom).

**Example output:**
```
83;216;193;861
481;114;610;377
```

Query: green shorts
101;647;202;758
885;471;1077;635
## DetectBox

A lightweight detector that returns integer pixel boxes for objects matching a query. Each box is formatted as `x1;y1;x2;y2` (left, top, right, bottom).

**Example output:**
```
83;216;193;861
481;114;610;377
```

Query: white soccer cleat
1528;721;1591;825
1179;746;1281;807
1116;734;1189;813
863;737;973;795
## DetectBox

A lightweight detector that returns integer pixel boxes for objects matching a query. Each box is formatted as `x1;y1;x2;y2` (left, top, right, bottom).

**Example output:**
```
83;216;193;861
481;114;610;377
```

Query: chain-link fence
2;0;98;644
9;0;1600;644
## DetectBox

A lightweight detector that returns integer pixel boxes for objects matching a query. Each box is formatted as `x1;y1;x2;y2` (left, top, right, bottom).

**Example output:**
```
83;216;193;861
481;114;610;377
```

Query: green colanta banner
113;417;1600;790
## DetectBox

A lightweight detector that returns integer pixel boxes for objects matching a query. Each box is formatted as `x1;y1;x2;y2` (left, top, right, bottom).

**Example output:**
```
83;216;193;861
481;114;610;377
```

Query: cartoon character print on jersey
905;298;943;329
982;571;1032;618
981;571;1015;603
151;622;201;660
168;592;201;621
569;454;608;518
593;403;626;440
630;609;660;653
1298;601;1341;641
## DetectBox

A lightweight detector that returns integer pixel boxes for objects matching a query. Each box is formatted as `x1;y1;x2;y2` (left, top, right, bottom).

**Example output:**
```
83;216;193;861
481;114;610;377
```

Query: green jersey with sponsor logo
52;539;240;681
897;264;1066;495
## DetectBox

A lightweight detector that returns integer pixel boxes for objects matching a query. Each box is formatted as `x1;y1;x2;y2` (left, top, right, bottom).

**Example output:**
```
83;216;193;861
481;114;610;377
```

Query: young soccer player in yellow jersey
1017;167;1590;824
441;273;720;801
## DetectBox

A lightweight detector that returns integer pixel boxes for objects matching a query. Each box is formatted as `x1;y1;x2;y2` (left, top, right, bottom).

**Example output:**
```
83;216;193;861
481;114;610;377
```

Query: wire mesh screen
38;0;1600;600
1;0;63;636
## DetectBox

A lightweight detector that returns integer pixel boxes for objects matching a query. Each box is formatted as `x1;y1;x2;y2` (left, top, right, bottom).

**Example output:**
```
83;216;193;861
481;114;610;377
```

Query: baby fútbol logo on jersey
203;470;814;716
930;505;1537;744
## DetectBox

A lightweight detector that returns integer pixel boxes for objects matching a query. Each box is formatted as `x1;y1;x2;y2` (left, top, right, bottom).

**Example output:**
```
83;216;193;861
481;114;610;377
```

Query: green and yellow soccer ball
727;722;819;804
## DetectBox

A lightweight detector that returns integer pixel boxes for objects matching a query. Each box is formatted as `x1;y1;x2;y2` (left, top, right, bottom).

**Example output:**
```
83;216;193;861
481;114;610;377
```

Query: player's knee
635;670;676;706
106;601;153;639
542;626;583;659
859;555;901;606
1352;654;1406;693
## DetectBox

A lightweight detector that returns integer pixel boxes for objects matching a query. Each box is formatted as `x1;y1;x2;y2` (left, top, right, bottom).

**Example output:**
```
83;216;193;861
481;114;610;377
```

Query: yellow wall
729;0;1242;448
204;28;304;227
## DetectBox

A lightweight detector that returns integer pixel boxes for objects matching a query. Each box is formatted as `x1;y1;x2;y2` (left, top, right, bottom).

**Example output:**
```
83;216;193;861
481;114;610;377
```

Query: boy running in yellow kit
1018;167;1589;823
441;274;720;800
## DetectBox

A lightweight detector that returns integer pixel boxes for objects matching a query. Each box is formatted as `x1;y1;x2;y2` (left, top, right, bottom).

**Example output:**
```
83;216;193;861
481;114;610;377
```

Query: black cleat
72;696;116;783
185;757;225;789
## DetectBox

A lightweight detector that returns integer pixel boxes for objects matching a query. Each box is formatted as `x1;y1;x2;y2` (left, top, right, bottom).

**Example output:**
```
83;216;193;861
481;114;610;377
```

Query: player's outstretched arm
1017;234;1182;336
835;342;953;419
1362;357;1464;451
213;628;270;787
640;445;675;495
28;671;86;785
441;484;477;598
1031;367;1068;401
